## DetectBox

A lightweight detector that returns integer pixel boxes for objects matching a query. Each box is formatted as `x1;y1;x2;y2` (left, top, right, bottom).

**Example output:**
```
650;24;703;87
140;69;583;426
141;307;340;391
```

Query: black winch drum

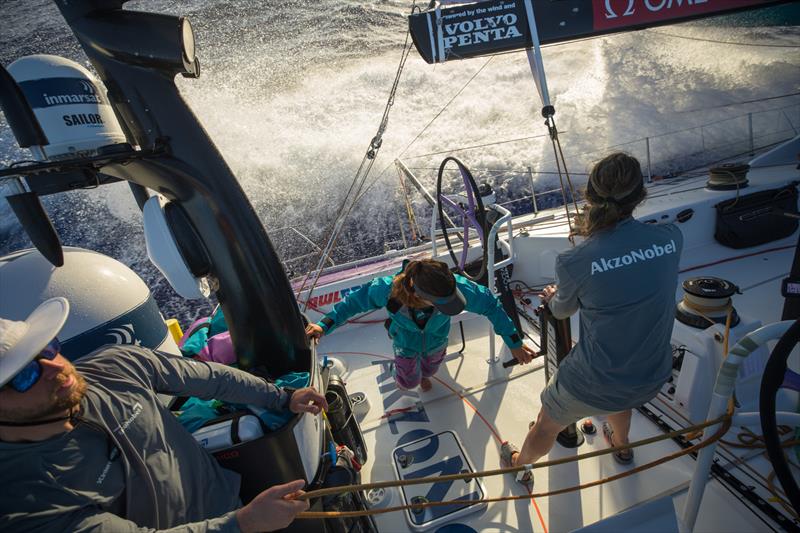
326;375;368;465
675;276;740;329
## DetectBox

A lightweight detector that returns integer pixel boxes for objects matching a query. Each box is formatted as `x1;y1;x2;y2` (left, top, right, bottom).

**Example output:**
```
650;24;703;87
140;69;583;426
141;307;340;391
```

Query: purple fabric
782;369;800;392
197;331;237;365
178;317;210;348
394;349;446;390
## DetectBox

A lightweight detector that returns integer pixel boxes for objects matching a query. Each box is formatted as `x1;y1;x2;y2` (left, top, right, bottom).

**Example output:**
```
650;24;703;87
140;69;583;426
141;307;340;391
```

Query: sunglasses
7;338;61;393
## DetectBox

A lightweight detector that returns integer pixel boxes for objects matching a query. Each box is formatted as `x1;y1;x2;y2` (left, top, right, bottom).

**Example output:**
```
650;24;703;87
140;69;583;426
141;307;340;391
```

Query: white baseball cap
0;298;70;388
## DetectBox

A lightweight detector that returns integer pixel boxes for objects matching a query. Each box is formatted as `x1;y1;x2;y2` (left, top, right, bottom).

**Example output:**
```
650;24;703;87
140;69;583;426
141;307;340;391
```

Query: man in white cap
0;297;328;532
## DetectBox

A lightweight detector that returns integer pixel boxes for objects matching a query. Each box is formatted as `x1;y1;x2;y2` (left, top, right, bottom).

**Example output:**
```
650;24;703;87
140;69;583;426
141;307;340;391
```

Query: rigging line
652;376;800;520
554;128;581;218
304;356;731;493
298;3;421;295
296;408;733;514
647;398;784;531
649;29;800;48
294;163;365;301
297;12;417;304
300;155;379;304
397;167;422;241
678;91;800;114
680;246;795;274
295;136;379;299
361;76;796;214
395;56;495;160
545;116;576;238
403;131;557;159
399;103;791;201
355;56;496;203
310;18;417;240
409;166;590;176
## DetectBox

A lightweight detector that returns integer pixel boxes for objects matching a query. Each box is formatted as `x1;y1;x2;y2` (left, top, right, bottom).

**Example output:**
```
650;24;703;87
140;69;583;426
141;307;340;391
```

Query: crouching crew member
501;152;683;486
306;259;536;391
0;297;327;532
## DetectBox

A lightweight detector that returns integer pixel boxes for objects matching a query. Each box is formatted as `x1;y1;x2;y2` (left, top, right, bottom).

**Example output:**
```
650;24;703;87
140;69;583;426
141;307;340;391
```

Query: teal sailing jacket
317;273;522;357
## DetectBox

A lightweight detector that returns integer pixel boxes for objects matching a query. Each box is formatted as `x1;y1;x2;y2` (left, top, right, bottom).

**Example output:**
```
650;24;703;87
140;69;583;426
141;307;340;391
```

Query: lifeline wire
356;55;496;203
650;30;800;48
352;24;800;208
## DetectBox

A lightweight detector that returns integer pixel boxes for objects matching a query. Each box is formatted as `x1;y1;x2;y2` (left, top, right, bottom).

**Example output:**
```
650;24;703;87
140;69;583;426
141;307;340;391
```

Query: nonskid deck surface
315;314;749;532
304;162;799;530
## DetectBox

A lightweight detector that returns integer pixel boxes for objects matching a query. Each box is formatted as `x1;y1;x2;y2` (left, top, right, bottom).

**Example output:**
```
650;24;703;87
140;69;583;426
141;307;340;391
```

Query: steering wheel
436;157;488;282
760;318;800;513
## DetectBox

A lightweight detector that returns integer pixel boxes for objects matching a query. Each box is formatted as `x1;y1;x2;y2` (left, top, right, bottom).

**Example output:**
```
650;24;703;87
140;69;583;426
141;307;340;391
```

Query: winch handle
503;350;541;368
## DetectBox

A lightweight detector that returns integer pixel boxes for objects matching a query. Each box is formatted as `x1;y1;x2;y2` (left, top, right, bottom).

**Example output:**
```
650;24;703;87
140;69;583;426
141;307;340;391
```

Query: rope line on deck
318;349;549;530
295;404;734;518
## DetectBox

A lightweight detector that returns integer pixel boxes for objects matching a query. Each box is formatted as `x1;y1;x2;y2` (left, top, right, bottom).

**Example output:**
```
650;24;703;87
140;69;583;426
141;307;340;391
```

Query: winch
675;276;740;329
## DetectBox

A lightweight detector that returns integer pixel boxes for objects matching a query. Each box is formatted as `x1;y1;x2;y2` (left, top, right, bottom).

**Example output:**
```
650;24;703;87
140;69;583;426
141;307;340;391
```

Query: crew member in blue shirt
306;259;535;391
501;152;683;487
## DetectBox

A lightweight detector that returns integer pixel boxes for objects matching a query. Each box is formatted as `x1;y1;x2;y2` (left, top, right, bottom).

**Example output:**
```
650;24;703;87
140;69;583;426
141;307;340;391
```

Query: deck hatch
391;430;487;530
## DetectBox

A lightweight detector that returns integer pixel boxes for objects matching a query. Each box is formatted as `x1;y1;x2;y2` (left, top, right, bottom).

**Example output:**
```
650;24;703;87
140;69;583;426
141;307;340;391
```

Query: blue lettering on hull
374;360;480;528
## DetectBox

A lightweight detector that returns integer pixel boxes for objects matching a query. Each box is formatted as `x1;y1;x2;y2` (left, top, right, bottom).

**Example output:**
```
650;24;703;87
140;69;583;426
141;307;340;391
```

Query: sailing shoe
602;422;634;465
500;441;534;491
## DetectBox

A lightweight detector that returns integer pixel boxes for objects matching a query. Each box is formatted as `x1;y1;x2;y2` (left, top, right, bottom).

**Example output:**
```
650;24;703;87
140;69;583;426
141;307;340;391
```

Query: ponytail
573;152;647;237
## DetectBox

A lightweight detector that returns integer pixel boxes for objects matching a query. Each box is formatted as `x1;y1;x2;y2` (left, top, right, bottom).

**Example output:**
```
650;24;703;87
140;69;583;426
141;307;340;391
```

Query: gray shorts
540;370;618;426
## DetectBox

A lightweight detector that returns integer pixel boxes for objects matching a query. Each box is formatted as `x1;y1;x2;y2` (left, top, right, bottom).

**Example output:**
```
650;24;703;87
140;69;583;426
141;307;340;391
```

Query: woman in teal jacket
306;259;535;391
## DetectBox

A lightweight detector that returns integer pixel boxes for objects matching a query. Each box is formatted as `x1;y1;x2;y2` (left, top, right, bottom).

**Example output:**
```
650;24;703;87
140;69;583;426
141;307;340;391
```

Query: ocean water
1;0;798;322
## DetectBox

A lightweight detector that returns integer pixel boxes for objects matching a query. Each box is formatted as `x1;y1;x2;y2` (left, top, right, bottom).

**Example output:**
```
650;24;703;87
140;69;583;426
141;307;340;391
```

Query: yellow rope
296;308;741;519
680;297;733;329
295;410;731;502
296;404;733;519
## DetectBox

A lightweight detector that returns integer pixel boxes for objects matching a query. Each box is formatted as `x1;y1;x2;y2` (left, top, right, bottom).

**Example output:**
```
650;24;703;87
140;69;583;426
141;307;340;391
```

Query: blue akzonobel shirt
317;273;522;357
549;218;683;411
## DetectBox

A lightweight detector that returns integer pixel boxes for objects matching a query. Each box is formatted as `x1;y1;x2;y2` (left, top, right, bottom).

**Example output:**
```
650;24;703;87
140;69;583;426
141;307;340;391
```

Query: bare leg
607;410;632;446
420;377;432;392
512;408;566;466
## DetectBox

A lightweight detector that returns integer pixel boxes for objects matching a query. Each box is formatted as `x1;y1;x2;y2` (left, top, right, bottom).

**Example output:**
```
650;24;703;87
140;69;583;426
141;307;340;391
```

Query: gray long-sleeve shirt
549;218;683;411
0;345;289;532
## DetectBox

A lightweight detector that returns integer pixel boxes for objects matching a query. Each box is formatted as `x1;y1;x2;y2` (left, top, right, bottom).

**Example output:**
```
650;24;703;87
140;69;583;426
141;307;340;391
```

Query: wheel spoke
439;193;461;213
436;157;488;282
460;166;477;214
459;217;470;270
465;211;484;241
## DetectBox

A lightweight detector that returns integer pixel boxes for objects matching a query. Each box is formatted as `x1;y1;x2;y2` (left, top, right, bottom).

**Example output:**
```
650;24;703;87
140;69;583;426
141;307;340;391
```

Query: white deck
309;157;800;531
316;312;777;532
